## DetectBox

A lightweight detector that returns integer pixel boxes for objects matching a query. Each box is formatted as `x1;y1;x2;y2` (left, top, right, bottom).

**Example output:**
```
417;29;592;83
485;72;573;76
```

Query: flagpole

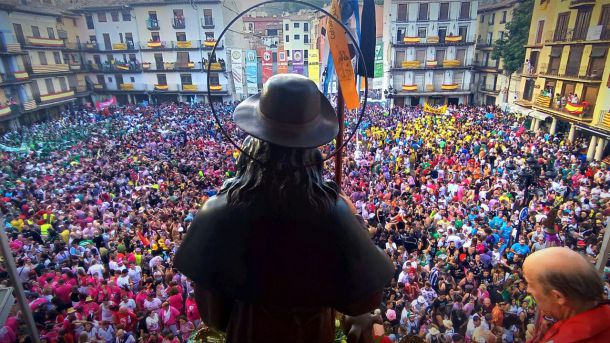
335;85;344;190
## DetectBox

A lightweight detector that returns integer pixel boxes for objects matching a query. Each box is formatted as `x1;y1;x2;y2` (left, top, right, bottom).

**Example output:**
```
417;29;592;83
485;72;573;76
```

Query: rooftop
478;0;519;13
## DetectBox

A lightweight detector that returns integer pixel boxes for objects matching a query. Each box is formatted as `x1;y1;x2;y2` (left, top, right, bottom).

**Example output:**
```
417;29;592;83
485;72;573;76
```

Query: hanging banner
292;49;304;75
277;49;289;74
373;43;383;89
424;102;448;115
308;49;320;86
245;50;258;95
230;49;244;95
328;0;359;110
96;96;117;110
262;49;273;83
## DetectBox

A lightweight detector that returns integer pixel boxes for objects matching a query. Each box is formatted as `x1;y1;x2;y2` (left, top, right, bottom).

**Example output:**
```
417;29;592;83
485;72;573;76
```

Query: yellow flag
328;0;359;110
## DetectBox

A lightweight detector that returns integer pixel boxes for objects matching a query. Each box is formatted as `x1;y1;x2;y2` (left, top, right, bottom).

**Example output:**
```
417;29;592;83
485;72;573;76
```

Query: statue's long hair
219;136;338;214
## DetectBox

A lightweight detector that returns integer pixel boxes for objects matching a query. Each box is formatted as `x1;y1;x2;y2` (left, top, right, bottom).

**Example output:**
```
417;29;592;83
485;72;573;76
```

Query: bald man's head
524;247;603;318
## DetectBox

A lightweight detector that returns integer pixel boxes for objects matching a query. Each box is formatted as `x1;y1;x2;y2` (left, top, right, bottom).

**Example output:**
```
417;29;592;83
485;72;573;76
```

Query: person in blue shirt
509;237;531;260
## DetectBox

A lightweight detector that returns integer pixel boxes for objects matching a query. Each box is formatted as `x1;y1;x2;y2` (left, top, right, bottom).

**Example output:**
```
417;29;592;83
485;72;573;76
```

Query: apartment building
516;0;610;161
282;15;312;61
382;0;479;106
75;1;232;104
474;0;520;105
243;14;283;49
0;1;91;131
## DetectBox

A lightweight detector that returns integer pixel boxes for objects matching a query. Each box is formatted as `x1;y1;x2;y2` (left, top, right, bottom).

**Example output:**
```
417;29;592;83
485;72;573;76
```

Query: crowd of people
0;100;609;343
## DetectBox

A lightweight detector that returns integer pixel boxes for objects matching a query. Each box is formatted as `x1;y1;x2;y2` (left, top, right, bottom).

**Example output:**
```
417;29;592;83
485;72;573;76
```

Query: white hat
417;296;425;304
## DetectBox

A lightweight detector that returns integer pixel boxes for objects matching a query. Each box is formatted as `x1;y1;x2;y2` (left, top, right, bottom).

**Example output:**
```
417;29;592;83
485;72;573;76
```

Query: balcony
154;84;169;91
0;71;30;86
25;36;65;48
112;42;137;51
172;17;186;29
532;93;593;122
201;17;215;29
69;63;82;71
538;64;603;82
39;89;75;104
203;61;226;71
93;83;106;91
597;110;610;129
0;105;13;117
88;62;142;73
569;0;596;9
0;42;26;55
140;40;200;50
147;18;160;30
119;83;134;91
202;40;224;50
393;36;474;47
82;42;99;51
395;83;471;95
30;64;70;75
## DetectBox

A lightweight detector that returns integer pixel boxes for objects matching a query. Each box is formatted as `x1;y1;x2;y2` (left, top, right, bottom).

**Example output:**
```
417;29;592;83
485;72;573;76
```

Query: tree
492;0;534;102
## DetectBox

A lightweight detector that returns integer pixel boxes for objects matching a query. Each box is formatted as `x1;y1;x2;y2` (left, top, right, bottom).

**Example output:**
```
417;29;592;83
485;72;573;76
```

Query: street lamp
383;87;398;111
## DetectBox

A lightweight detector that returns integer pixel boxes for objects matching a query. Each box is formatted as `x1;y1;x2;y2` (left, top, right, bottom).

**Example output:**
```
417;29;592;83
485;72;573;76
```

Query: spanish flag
565;102;584;115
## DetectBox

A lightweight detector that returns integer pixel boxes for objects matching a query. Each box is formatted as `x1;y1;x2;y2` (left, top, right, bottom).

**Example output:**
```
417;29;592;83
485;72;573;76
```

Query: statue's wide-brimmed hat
233;74;338;148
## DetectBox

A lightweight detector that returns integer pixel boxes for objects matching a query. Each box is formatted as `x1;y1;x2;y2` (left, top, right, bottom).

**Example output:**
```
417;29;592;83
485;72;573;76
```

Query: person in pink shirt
166;287;183;313
53;279;72;310
159;302;180;336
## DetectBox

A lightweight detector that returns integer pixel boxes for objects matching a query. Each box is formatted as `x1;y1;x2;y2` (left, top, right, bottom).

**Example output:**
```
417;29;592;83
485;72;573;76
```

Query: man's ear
550;289;567;306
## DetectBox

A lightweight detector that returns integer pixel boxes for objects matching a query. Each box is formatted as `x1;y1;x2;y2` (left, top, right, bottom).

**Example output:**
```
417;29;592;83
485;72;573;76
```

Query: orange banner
328;0;358;111
278;49;289;74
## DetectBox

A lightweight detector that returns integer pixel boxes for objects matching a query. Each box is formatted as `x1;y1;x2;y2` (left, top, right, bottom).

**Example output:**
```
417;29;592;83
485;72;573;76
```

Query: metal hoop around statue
206;0;369;168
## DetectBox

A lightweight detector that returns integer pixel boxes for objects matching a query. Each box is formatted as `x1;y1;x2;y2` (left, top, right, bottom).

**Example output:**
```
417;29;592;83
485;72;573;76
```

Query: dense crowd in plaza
0;100;609;343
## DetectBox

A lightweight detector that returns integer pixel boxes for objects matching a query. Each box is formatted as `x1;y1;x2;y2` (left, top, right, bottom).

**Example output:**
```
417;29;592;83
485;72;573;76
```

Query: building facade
474;0;520;106
383;0;479;106
0;0;91;131
77;1;232;105
282;15;312;61
243;14;283;49
516;0;610;161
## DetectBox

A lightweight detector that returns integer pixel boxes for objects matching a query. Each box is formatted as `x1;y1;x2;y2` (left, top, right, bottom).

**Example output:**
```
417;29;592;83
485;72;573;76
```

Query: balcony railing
597;110;610;128
172;17;186;29
533;93;593;119
201;17;214;28
88;62;142;73
112;42;137;51
25;36;65;48
394;36;474;46
30;64;70;74
202;61;226;71
39;89;75;103
0;105;13;116
538;66;603;81
570;0;596;9
396;83;471;92
0;42;24;54
0;71;30;84
141;40;200;50
147;18;160;30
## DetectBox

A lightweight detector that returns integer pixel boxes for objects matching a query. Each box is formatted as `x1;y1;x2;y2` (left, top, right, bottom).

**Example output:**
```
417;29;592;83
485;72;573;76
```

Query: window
205;32;214;41
601;5;610;39
294;34;300;40
582;86;599;113
480;15;485;23
294;22;300;29
157;74;167;85
459;2;470;19
304;50;308;59
554;12;570;41
125;33;134;48
98;12;107;22
203;9;213;26
53;51;61;64
304;23;309;31
536;20;544;44
181;74;192;85
415;49;426;62
397;4;408;21
38;51;47;65
285;35;289;42
285;23;289;31
459;26;468;39
304;34;309;43
498;31;505;41
111;11;119;22
47;27;55;39
501;11;507;24
565;45;583;76
573;8;592;40
31;26;40;38
548;46;562;73
176;32;186;41
394;50;405;68
436;49;445;63
488;13;495;25
59;77;68;92
151;32;160;42
456;48;466;64
588;46;607;77
418;27;427;38
86;15;94;29
130;77;135;82
122;11;131;21
439;3;449;20
487;32;493;44
177;52;189;64
89;35;97;43
45;78;55;94
209;73;220;85
129;53;136;62
418;3;429;21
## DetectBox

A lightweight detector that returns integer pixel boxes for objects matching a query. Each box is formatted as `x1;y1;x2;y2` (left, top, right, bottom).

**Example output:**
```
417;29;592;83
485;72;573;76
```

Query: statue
175;74;394;342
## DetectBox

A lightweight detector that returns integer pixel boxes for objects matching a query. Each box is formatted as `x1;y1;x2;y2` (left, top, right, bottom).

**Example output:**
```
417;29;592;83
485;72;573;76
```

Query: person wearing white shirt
87;260;105;280
127;264;142;288
117;270;130;289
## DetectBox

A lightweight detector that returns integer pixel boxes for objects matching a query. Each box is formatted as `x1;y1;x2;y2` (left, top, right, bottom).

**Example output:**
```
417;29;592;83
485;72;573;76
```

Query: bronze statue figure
175;74;394;342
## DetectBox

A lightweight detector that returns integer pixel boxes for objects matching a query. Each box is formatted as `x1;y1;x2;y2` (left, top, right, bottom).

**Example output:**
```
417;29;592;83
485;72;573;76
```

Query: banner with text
292;49;304;75
308;49;320;86
327;0;358;110
230;50;244;95
262;49;273;84
245;50;258;95
373;43;383;89
278;49;289;74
